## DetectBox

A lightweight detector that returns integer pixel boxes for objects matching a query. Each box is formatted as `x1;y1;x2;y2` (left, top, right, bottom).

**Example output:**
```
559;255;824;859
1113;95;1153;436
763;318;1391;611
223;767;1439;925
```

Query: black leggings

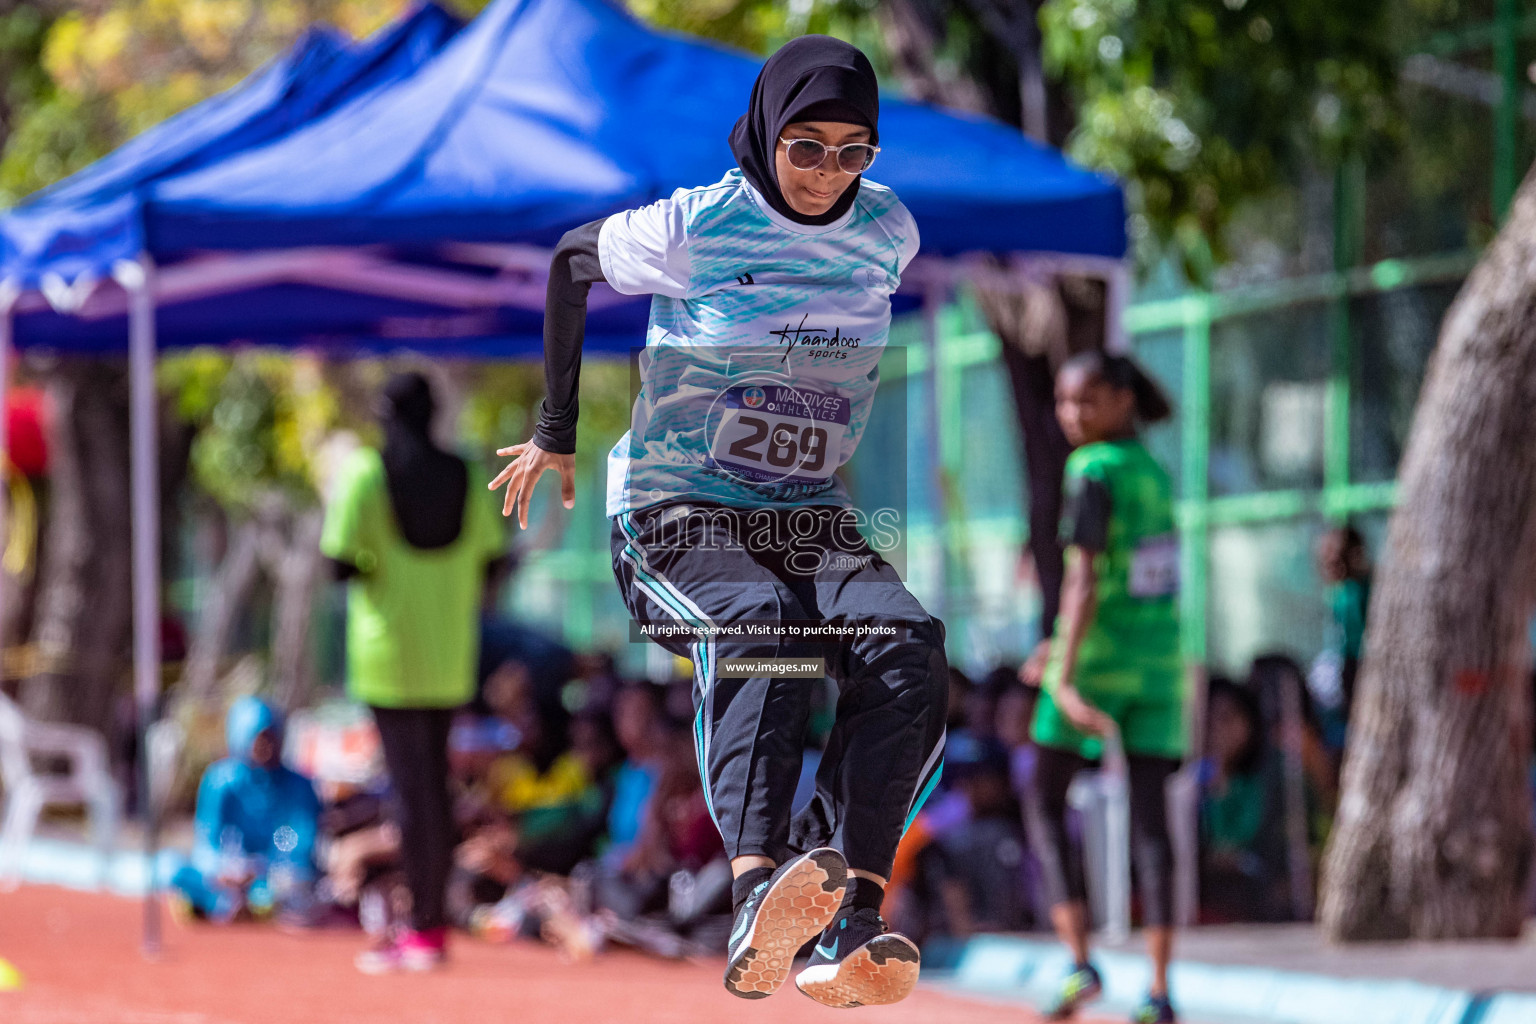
610;502;949;879
371;706;456;932
1024;745;1179;928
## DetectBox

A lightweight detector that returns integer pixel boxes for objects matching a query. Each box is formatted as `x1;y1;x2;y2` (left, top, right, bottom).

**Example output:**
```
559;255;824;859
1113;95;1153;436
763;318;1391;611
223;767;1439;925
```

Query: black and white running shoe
723;848;848;999
794;906;921;1008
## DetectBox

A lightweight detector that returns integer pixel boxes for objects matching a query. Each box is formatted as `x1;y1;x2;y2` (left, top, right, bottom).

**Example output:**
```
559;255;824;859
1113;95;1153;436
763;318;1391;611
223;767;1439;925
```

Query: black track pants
611;502;949;879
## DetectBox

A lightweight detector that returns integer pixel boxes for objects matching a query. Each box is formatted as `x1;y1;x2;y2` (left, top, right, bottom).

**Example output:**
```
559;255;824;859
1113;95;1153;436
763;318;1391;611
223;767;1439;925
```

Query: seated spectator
1250;656;1338;830
570;708;624;797
1312;524;1373;745
468;713;730;963
485;662;598;848
992;673;1050;927
169;697;322;925
319;781;402;935
993;672;1041;798
926;734;1032;940
593;715;727;923
1198;677;1283;922
598;683;667;868
1248;653;1340;922
449;665;603;916
477;613;577;718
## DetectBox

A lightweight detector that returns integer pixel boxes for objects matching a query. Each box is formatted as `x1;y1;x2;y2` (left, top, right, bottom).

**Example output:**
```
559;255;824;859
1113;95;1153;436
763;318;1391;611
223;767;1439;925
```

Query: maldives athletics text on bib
706;382;851;485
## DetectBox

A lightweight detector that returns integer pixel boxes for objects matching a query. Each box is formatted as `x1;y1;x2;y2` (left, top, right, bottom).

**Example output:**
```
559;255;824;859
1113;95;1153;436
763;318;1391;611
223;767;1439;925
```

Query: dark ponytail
1061;351;1174;425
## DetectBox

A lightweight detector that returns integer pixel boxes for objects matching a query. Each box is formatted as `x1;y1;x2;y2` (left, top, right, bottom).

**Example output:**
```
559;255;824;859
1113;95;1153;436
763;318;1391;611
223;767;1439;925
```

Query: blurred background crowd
131;490;1504;964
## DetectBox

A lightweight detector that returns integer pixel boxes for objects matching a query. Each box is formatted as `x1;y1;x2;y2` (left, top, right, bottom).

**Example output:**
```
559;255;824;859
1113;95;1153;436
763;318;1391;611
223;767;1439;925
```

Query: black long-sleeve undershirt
531;217;609;455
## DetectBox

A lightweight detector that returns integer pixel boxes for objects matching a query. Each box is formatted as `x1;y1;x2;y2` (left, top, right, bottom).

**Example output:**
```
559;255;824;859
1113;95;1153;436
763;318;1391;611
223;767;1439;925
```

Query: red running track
0;885;1127;1024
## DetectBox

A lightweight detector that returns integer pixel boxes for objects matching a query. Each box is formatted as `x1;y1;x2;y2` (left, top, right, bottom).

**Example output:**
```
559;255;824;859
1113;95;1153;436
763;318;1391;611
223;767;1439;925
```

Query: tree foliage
0;0;465;203
160;351;341;510
0;3;52;162
1037;0;1399;275
630;0;885;57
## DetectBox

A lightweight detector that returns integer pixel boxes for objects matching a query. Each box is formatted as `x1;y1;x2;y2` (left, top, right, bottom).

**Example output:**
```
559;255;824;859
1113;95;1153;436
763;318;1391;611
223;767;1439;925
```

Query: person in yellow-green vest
322;372;505;974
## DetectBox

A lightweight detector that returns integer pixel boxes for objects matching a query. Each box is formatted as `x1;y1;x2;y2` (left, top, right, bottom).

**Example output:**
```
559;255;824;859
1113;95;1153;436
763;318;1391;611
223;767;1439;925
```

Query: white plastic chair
0;689;121;888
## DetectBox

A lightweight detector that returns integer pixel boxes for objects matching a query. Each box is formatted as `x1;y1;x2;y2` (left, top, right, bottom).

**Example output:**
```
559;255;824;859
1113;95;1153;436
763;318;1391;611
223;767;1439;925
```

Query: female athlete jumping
490;35;947;1008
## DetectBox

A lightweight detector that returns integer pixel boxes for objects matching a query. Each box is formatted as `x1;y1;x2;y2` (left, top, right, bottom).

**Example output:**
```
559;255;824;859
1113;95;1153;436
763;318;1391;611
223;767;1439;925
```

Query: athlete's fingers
488;459;519;491
496;444;528;458
560;462;576;510
502;468;521;519
1086;708;1114;737
517;465;539;530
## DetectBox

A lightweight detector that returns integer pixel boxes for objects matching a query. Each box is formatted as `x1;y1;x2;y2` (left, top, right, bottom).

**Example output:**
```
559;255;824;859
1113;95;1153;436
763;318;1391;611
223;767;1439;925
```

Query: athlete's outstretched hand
488;439;575;529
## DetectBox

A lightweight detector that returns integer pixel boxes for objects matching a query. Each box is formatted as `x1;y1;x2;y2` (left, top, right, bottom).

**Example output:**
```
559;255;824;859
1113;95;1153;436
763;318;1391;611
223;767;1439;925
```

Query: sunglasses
779;136;880;174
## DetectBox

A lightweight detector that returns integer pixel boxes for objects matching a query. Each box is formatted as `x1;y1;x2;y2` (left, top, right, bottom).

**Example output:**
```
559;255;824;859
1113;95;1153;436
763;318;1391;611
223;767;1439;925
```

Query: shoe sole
400;953;445;972
1044;981;1103;1021
795;932;922;1008
354;952;398;976
723;849;847;999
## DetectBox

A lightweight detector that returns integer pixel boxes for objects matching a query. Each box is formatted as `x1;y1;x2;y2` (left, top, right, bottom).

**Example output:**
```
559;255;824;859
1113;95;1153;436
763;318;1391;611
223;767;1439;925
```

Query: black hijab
728;35;880;227
380;372;468;550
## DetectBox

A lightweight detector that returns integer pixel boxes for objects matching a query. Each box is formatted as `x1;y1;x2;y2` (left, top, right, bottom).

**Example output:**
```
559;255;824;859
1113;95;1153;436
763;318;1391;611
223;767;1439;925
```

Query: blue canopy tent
0;0;1126;949
1;2;463;295
0;1;464;950
4;0;1124;358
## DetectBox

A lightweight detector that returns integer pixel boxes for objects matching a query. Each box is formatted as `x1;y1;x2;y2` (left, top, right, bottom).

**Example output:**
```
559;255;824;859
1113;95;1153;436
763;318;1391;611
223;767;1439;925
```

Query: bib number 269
726;417;828;472
707;384;850;485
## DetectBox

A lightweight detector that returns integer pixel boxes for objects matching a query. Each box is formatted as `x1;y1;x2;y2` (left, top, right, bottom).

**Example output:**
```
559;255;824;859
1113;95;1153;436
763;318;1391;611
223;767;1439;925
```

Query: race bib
705;383;850;485
1128;533;1180;598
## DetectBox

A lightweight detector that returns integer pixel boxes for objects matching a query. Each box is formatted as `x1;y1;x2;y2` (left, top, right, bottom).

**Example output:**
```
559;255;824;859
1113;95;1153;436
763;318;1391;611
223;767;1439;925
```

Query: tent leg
923;284;946;622
1105;260;1131;354
0;283;14;690
118;257;162;957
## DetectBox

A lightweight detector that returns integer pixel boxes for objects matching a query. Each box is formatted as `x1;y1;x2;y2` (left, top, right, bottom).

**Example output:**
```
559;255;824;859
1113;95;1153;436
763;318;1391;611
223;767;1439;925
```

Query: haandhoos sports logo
769;313;861;362
742;386;766;408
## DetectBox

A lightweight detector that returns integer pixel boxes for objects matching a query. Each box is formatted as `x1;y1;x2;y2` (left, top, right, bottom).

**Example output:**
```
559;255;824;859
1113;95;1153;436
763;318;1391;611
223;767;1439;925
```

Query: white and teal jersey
597;169;920;517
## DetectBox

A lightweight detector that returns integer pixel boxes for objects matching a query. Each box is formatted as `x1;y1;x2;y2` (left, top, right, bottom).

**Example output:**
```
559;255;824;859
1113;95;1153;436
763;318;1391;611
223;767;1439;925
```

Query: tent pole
1105;260;1131;354
0;281;15;688
923;283;946;622
118;256;162;957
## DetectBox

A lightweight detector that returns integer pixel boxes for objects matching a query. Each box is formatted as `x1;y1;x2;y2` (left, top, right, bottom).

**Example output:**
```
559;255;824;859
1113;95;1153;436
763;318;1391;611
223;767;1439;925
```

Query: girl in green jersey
1025;352;1185;1024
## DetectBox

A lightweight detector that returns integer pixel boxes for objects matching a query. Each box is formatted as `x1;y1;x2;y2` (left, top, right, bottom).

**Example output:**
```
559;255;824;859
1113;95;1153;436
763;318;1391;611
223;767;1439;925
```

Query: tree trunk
21;362;132;736
974;270;1105;636
877;1;1103;640
176;515;263;709
269;508;324;711
1318;172;1536;941
877;0;991;115
995;320;1072;633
